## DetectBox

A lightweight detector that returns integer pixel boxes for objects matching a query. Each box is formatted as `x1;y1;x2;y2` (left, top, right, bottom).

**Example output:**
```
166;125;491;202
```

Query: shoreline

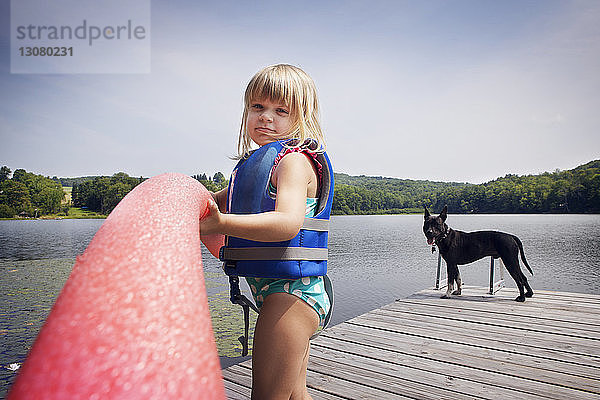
0;207;107;220
0;216;107;221
3;211;600;221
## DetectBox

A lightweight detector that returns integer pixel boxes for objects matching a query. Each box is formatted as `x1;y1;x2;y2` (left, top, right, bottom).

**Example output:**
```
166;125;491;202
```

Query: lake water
1;214;600;395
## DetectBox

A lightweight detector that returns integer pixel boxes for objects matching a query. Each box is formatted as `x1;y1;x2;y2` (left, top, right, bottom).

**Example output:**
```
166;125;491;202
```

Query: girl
200;64;333;399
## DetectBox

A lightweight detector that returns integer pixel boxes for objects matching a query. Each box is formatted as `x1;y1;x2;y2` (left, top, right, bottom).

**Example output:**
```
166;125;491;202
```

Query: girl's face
246;98;293;146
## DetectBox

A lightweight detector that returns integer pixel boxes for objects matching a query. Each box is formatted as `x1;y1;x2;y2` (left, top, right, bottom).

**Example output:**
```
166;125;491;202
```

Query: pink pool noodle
8;173;226;399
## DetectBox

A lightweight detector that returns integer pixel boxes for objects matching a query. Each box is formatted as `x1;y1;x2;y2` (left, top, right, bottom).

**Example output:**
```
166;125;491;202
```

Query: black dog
423;206;534;302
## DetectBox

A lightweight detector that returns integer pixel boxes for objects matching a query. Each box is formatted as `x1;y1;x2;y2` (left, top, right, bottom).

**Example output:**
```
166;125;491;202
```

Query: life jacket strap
221;247;328;261
228;276;259;357
301;217;329;231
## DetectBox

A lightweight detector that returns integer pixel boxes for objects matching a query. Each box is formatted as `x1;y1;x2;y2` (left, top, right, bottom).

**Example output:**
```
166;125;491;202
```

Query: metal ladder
435;252;505;294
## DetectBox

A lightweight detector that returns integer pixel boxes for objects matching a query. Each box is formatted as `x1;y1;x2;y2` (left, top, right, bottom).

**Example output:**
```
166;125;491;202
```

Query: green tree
0;180;32;214
102;181;131;214
70;172;142;214
193;172;228;192
0;166;11;183
213;172;226;184
37;185;65;214
0;204;14;218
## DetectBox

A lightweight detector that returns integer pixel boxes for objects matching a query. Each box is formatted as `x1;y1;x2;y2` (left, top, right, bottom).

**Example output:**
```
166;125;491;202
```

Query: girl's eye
251;103;263;110
276;108;289;115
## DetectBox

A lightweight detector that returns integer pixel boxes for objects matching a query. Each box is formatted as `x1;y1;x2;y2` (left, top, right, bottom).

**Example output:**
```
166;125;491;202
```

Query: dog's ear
440;205;448;221
424;207;430;219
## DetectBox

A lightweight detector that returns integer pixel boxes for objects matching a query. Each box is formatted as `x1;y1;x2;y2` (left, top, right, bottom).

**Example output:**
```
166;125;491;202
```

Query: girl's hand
200;198;224;235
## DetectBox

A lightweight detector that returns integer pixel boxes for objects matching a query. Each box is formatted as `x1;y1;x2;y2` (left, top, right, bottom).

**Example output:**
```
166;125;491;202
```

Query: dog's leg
502;255;527;302
443;281;454;299
442;264;459;299
510;237;534;298
521;271;534;298
452;269;462;296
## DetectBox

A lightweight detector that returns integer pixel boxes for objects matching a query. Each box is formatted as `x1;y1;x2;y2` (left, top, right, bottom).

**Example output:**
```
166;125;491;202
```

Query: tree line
332;160;600;214
0;169;228;218
0;167;65;218
191;172;227;192
69;172;228;215
438;160;600;213
332;174;468;214
70;172;229;215
71;173;146;215
2;160;598;218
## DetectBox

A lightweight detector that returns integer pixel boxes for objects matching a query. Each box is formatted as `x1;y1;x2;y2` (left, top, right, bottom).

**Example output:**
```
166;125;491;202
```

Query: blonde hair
237;64;325;158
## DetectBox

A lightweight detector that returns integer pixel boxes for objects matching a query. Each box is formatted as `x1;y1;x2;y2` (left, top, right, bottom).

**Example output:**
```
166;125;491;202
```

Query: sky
0;0;599;184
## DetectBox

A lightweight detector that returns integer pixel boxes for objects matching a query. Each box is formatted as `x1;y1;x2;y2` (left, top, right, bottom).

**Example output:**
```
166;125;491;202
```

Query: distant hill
50;159;599;215
332;160;600;214
332;173;469;214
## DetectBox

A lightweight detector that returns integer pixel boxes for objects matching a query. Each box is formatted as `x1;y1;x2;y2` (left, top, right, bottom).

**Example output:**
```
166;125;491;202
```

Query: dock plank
353;313;600;364
361;309;600;356
223;362;347;399
321;322;600;394
380;300;600;337
310;342;549;400
222;287;600;399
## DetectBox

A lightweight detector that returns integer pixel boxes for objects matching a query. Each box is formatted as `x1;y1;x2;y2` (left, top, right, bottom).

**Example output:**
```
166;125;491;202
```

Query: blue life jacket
219;139;334;279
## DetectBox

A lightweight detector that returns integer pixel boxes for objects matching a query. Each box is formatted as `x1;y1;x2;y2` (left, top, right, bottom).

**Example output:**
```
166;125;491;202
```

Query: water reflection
0;219;103;261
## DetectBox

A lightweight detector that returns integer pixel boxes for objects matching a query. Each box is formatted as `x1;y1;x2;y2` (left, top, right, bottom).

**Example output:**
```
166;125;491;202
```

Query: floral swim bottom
245;275;331;325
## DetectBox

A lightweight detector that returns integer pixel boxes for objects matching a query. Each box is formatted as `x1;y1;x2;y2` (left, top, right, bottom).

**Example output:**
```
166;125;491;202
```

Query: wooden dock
222;286;600;399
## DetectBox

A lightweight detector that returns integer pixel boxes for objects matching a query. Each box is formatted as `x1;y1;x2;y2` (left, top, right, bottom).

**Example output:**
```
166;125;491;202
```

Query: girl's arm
200;152;316;242
211;188;228;213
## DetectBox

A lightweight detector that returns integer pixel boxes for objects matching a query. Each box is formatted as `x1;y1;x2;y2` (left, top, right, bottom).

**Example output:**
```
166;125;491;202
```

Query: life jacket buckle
228;276;259;356
220;246;237;275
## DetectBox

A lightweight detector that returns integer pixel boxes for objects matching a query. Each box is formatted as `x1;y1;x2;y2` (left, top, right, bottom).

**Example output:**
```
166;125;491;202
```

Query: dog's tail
513;235;533;275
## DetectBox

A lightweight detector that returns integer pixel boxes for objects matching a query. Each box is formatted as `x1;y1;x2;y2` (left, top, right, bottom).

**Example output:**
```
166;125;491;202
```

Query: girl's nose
259;111;273;122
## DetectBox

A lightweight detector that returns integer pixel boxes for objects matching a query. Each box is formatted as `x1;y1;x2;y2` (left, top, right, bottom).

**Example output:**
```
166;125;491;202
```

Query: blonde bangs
237;64;325;158
245;69;295;112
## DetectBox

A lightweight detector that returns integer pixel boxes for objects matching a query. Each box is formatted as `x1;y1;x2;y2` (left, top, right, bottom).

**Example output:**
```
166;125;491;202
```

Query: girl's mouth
256;127;276;133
